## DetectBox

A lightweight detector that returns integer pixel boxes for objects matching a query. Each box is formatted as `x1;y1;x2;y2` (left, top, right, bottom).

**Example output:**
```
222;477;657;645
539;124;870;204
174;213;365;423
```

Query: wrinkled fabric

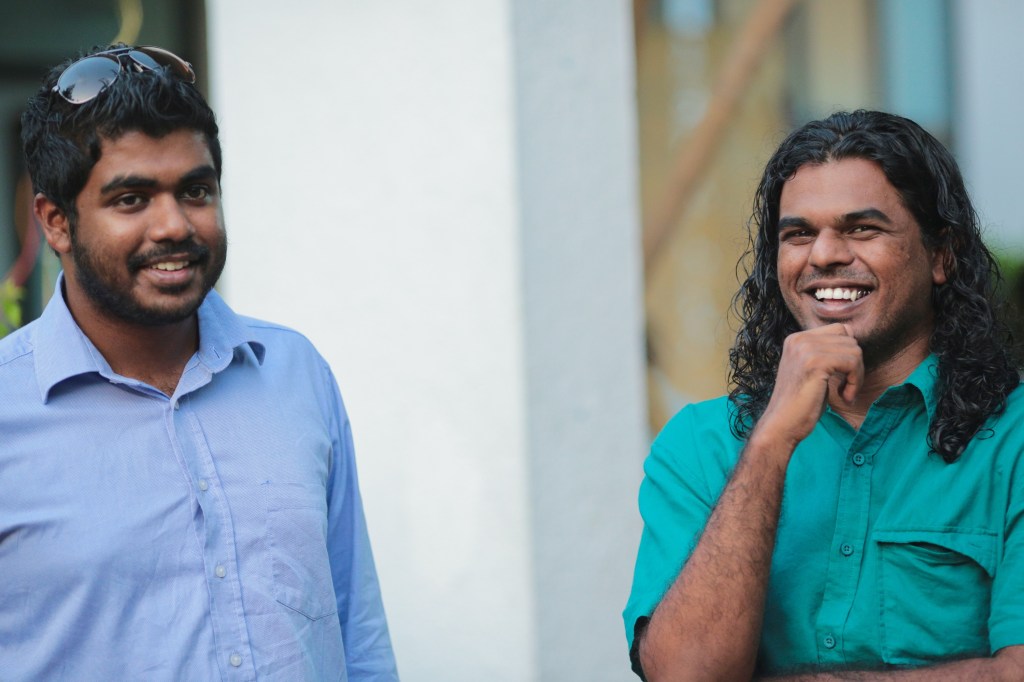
0;276;398;681
625;356;1024;675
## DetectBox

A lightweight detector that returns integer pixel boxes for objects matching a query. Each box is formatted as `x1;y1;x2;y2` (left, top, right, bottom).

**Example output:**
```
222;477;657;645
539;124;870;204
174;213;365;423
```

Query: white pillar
510;1;647;677
207;2;646;679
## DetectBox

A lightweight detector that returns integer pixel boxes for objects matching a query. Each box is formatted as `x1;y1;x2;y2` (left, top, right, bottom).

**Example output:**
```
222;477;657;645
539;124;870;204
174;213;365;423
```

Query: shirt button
215;565;226;578
823;634;836;649
852;453;866;466
198;479;209;491
229;653;242;667
840;543;854;557
173;401;180;410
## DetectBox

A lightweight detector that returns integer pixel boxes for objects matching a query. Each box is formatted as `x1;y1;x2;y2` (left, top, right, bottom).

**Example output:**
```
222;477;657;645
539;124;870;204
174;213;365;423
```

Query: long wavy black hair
729;110;1020;462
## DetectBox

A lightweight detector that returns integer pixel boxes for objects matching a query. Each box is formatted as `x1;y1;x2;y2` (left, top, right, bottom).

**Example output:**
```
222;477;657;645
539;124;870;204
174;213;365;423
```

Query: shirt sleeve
989;439;1024;653
322;365;400;680
623;402;738;676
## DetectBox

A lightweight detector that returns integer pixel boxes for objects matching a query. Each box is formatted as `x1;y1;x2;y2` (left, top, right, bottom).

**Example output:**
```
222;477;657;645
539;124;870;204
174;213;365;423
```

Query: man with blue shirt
1;45;398;680
625;111;1024;680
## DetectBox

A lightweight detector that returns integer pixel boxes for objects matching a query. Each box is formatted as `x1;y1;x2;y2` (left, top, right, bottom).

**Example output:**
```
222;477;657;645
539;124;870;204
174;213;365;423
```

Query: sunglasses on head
53;46;196;104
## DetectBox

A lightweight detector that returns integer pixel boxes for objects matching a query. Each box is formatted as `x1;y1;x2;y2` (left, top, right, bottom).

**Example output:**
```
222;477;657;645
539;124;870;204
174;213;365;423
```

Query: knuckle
783;332;807;352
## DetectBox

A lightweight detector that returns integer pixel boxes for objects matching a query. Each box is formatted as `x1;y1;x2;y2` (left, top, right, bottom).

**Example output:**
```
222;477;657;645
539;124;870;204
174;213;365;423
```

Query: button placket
170;405;254;677
815;411;891;662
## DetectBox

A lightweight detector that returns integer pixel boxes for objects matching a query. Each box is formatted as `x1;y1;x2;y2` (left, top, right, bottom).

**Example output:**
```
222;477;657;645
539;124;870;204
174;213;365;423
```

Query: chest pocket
265;482;339;621
873;529;996;665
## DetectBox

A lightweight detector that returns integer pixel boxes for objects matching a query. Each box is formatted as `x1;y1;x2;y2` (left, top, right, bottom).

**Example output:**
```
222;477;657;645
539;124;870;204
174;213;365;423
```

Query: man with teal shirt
625;111;1024;680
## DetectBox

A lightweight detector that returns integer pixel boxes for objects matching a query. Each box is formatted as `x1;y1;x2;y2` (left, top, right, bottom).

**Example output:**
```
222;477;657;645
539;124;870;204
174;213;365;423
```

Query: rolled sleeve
990;447;1024;653
623;401;739;654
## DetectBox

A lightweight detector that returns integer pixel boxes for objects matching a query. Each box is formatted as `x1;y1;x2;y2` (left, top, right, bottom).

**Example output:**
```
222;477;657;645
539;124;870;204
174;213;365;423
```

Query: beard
70;227;227;327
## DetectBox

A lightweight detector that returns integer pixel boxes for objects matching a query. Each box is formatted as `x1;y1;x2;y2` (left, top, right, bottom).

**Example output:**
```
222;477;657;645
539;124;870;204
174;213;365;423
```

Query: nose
808;228;853;269
147;194;195;242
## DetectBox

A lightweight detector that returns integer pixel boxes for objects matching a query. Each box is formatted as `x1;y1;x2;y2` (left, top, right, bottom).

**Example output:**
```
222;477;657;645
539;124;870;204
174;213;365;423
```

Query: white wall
207;2;646;680
953;0;1024;253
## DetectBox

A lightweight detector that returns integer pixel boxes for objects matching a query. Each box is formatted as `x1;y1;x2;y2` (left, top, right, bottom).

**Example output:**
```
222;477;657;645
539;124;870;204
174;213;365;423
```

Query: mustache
128;241;210;272
796;269;875;289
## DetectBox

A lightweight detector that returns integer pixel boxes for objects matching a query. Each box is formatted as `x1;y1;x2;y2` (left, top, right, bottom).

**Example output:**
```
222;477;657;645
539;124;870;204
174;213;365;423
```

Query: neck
828;334;931;429
63;284;199;396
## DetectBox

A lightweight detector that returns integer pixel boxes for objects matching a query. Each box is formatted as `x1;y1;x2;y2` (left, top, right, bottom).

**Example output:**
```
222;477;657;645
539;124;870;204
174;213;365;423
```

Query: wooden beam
643;0;802;273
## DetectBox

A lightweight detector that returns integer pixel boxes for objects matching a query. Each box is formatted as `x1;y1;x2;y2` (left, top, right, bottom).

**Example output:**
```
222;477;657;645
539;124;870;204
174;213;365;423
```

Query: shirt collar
898;353;940;423
33;273;265;403
194;287;267;372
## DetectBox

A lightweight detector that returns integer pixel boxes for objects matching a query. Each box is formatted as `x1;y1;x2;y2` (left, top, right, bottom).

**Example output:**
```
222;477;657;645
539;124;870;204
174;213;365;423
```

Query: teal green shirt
625;357;1024;674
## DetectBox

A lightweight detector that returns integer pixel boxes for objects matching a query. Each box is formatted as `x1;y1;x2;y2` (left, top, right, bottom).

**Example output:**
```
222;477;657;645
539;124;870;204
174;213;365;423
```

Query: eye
113;193;146;209
849;224;878;236
779;228;813;244
181;184;211;201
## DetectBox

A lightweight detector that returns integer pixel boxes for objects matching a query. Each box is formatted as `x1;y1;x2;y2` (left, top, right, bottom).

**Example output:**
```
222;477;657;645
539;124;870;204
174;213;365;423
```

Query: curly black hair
728;110;1020;462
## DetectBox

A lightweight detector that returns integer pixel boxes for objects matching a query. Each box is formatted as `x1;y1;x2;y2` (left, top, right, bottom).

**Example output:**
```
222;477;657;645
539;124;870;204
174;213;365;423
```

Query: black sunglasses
53;46;196;104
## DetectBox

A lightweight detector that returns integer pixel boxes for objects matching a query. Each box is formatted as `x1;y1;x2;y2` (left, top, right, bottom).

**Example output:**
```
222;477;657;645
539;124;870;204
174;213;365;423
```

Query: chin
132;293;209;326
96;285;210;327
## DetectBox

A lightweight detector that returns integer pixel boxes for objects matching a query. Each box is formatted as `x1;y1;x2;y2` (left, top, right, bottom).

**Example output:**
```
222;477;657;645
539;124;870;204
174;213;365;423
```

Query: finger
806;323;850;337
840;352;864;403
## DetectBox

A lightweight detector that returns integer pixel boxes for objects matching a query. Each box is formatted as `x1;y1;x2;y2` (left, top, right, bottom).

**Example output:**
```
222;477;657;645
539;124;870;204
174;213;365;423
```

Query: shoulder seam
0;345;34;369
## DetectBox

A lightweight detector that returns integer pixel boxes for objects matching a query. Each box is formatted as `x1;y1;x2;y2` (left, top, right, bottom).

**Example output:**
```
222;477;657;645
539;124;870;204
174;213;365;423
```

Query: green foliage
996;253;1024;352
1000;256;1024;288
0;277;23;339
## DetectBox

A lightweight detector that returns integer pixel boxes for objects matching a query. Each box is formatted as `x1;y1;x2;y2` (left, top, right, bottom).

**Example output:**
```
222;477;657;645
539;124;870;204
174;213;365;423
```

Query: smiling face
776;157;947;368
43;129;226;328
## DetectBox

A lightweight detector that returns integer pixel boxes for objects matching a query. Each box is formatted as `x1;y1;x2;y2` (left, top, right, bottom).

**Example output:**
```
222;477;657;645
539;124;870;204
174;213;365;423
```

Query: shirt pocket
265;482;339;621
873;529;996;665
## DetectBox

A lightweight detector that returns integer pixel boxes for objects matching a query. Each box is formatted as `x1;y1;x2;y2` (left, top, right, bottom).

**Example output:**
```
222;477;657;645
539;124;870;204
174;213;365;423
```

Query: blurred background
1;1;1021;680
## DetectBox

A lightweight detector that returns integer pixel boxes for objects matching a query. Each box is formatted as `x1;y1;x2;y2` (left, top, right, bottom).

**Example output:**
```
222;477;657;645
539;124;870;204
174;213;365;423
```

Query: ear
930;240;949;286
34;193;72;256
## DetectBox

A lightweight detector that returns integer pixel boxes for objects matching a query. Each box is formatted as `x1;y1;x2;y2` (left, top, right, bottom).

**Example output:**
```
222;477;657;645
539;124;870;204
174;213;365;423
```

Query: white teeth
152;261;188;271
815;287;868;301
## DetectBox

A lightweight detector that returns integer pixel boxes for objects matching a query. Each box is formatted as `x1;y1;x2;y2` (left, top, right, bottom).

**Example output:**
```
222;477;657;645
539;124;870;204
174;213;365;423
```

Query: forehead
89;129;214;181
779;158;906;218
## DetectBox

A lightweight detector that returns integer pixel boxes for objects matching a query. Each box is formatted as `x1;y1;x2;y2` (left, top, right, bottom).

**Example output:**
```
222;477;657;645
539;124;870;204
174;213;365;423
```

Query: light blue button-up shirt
0;277;398;681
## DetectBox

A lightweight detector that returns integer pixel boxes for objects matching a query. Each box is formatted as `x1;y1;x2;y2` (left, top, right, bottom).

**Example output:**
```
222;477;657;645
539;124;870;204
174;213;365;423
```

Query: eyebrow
178;165;218;187
777;208;894;232
836;208;892;226
99;164;218;195
100;174;156;195
777;216;812;231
